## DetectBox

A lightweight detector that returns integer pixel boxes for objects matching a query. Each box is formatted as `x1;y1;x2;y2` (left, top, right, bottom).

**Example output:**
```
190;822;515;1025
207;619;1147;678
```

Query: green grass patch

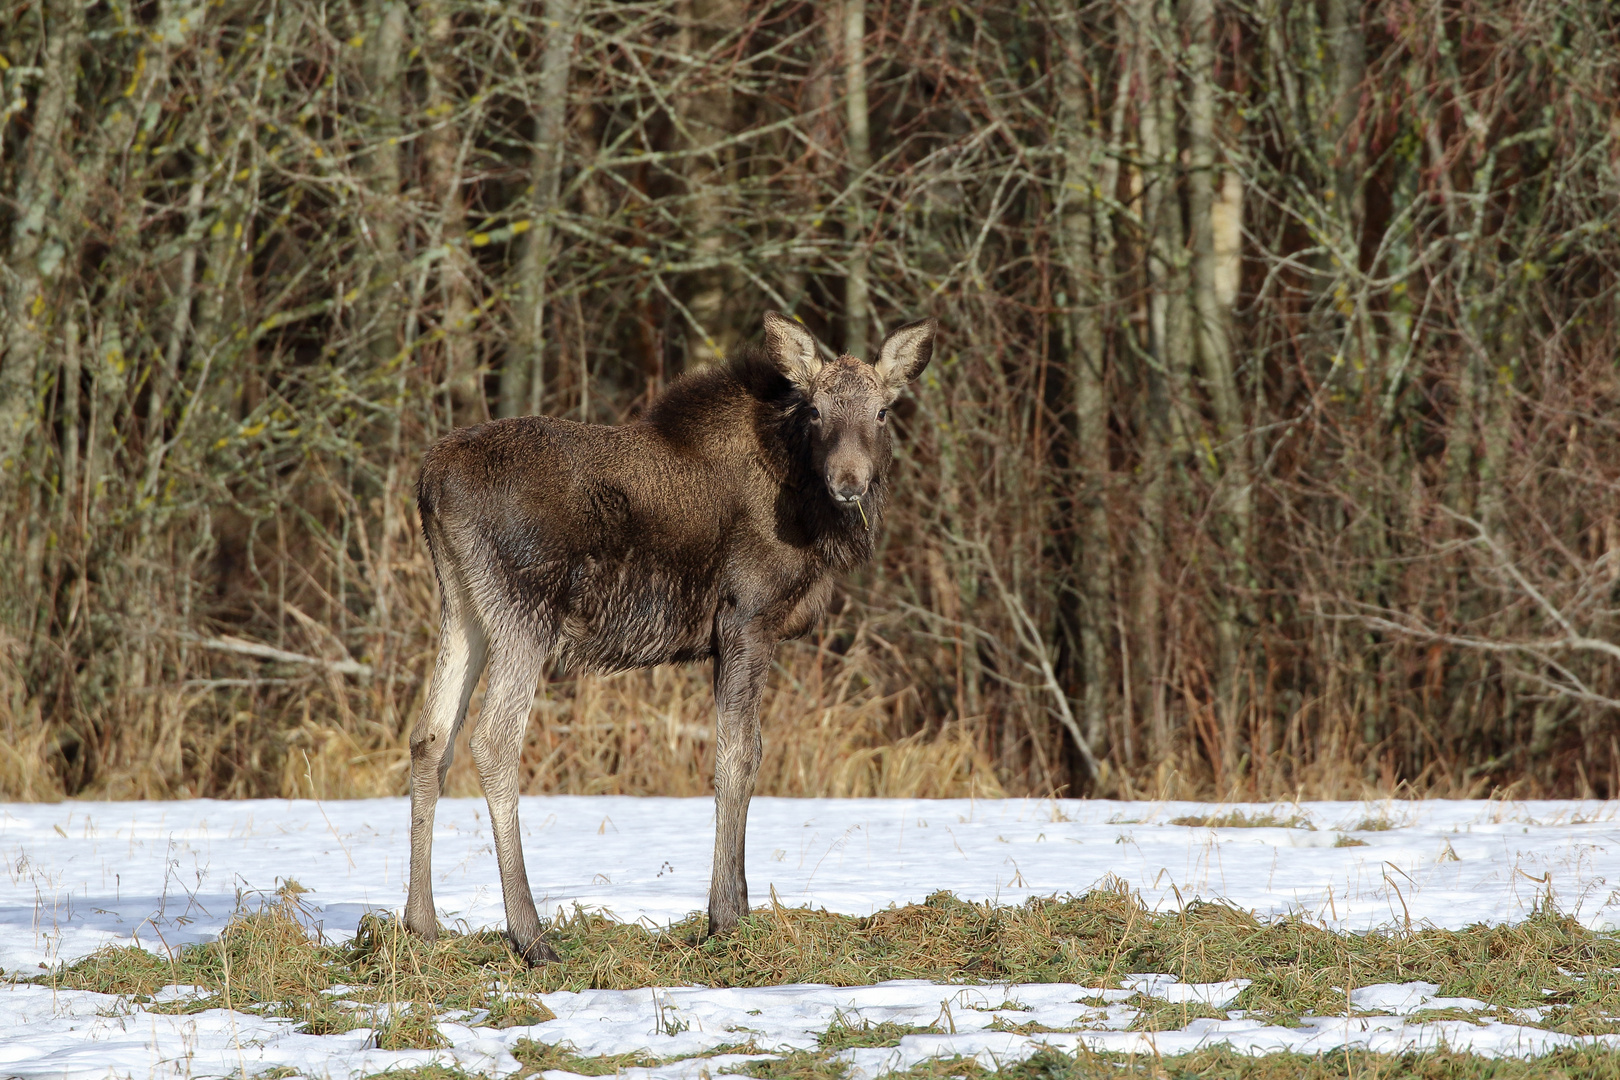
724;1049;851;1080
355;1068;484;1080
1124;995;1231;1032
1403;1006;1492;1026
511;1040;665;1075
882;1045;1620;1080
29;881;1620;1037
1533;999;1620;1037
986;1016;1074;1035
818;1015;941;1051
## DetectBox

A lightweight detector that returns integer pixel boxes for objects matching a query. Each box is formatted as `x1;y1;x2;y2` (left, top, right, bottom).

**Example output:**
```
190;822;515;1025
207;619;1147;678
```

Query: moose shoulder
405;312;937;964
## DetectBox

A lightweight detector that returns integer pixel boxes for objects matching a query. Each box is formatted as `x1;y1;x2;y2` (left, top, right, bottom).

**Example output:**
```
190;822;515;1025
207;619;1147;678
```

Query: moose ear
873;317;938;395
762;312;822;392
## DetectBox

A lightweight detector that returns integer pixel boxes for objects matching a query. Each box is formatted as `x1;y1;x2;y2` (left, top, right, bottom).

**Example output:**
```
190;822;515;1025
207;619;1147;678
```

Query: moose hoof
510;934;560;966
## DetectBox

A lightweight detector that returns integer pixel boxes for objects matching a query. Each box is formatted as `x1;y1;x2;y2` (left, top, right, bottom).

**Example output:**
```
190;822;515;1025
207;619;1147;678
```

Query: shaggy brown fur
405;312;937;962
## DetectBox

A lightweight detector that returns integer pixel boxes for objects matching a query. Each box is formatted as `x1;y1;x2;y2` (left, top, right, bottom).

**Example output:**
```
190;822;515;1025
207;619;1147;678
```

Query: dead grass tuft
1167;810;1315;830
1349;809;1406;832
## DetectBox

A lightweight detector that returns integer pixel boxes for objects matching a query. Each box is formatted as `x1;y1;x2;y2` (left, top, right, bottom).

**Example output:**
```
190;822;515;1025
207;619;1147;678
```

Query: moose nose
828;474;869;502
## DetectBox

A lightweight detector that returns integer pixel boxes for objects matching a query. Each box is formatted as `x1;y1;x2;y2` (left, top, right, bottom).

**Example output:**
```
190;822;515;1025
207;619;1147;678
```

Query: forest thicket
2;0;1618;803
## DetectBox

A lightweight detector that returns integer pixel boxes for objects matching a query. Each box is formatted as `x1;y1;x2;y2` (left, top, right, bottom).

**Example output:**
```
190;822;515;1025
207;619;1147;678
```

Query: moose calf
405;312;938;963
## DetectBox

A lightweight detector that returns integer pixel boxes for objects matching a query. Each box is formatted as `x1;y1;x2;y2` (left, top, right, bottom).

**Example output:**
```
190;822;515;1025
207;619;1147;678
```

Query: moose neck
647;350;889;571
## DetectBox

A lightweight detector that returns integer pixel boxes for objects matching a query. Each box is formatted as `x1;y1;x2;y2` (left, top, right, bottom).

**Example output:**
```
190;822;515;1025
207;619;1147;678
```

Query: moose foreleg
708;620;773;939
406;608;487;941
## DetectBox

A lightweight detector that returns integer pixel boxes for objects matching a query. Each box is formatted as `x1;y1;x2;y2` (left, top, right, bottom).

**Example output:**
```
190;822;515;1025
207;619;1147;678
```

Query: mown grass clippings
356;1067;482;1080
986;1016;1076;1035
482;991;558;1029
1404;1006;1492;1026
952;1044;1620;1080
510;1040;664;1075
553;1041;1620;1080
293;996;372;1037
1167;811;1315;831
374;1002;451;1050
142;991;234;1016
1124;995;1231;1032
35;884;1620;1038
817;1014;941;1051
1533;998;1620;1037
722;1049;852;1080
512;1038;765;1076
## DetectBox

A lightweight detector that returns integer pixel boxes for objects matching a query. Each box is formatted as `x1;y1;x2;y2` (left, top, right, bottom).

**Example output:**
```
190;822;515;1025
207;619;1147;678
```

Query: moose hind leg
707;620;773;939
406;605;487;940
470;644;557;964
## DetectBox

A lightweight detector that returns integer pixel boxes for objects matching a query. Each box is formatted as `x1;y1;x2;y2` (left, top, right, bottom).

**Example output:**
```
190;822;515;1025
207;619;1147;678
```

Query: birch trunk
1186;0;1251;784
1133;0;1191;763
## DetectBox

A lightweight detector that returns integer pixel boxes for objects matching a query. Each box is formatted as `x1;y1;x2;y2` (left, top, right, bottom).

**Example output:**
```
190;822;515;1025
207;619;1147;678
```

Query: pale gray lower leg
470;645;556;963
405;609;486;939
707;621;772;938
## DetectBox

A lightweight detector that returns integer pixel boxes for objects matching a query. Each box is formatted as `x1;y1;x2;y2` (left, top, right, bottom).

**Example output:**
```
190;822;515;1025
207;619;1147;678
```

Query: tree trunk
421;0;482;425
1057;5;1117;774
840;0;872;358
364;0;409;691
362;0;408;371
1133;0;1192;765
503;0;581;418
1325;0;1366;222
675;0;748;370
1186;0;1251;786
141;144;208;503
1;0;86;517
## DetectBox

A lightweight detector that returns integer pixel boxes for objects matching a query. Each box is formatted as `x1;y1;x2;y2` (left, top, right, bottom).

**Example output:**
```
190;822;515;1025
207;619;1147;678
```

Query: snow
2;795;1618;1078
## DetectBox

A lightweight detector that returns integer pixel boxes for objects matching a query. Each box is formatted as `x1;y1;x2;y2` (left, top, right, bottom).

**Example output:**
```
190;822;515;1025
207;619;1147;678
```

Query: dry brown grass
275;627;1006;803
1165;810;1314;830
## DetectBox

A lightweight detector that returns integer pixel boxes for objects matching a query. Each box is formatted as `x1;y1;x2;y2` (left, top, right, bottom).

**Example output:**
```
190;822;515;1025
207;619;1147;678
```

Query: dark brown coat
404;312;937;962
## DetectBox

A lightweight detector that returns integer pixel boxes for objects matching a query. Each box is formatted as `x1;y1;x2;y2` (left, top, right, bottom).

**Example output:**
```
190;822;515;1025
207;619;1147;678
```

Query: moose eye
877;407;888;422
809;406;821;420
